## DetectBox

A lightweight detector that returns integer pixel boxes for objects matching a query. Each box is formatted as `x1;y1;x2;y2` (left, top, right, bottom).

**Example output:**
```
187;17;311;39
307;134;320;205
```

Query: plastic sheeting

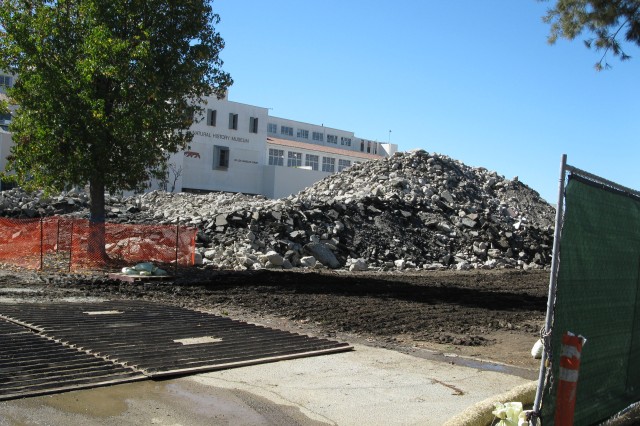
541;175;640;424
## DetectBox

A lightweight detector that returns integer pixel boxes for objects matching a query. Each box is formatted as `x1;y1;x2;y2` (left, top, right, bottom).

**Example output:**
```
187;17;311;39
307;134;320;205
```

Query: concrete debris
0;150;556;271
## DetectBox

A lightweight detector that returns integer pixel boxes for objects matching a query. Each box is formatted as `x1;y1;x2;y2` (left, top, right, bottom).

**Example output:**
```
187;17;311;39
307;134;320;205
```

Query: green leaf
0;0;232;221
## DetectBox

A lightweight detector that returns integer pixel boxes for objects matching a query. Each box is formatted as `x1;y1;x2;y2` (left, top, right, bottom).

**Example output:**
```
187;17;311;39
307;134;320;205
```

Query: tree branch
595;17;631;70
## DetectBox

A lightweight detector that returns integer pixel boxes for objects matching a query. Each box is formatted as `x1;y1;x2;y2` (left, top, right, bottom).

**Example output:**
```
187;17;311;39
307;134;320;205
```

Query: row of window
267;124;353;147
268;148;353;172
271;123;380;154
210;146;355;173
206;109;259;133
360;140;379;154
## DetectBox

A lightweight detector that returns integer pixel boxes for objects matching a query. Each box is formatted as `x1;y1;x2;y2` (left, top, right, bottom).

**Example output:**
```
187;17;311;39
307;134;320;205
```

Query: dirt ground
0;267;549;373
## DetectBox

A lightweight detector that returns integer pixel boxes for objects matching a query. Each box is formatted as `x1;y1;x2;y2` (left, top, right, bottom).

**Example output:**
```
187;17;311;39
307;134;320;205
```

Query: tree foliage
542;0;640;70
0;0;232;222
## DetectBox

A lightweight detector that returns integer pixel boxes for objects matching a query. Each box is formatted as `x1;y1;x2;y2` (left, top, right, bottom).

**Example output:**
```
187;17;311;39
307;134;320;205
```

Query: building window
268;123;277;133
322;157;335;173
360;140;365;152
0;75;11;88
297;129;309;139
327;134;338;144
268;148;284;166
305;154;319;171
340;137;352;146
338;159;351;172
0;110;9;131
206;109;217;126
228;113;238;130
312;131;323;142
287;151;302;167
213;145;229;169
281;125;293;136
249;116;259;133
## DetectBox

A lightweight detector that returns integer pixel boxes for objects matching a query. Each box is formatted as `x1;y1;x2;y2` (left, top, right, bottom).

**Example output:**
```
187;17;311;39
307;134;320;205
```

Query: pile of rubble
0;150;556;271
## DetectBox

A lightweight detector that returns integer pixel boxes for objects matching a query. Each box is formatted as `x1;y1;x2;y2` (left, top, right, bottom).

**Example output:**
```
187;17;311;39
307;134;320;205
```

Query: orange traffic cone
554;331;586;425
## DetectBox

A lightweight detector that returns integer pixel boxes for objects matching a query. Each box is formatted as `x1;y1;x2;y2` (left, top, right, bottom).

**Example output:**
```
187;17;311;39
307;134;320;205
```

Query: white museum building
0;72;398;198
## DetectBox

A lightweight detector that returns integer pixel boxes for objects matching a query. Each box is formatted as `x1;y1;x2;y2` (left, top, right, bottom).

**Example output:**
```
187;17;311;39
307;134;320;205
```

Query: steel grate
0;319;144;400
0;301;352;381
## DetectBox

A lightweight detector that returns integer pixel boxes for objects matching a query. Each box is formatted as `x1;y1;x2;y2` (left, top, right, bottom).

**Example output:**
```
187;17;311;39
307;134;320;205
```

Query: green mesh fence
541;175;640;424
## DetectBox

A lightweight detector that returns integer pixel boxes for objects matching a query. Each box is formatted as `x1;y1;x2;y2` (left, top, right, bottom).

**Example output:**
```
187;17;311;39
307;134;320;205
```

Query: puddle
454;357;509;373
14;381;146;418
1;378;327;425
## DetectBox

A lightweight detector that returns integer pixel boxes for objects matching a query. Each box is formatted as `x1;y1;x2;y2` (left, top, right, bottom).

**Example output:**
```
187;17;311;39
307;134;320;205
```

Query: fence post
175;221;180;276
69;219;74;273
39;217;43;271
533;154;568;418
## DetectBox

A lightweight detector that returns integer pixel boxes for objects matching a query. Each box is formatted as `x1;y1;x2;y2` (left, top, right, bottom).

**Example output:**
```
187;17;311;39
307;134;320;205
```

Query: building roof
266;137;383;161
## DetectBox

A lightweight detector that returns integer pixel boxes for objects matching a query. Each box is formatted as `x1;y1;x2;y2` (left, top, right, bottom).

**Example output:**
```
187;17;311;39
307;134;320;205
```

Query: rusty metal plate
0;319;144;401
0;301;352;379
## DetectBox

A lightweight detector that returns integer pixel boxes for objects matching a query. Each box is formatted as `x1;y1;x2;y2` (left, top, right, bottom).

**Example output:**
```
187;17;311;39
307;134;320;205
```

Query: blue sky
213;0;639;202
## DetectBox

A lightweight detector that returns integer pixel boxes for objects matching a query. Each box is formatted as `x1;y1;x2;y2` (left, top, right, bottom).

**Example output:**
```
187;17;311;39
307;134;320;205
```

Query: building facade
0;77;398;198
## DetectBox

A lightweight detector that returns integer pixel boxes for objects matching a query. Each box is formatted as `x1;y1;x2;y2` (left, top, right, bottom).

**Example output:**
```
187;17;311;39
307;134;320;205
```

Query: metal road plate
0;300;352;399
0;319;144;401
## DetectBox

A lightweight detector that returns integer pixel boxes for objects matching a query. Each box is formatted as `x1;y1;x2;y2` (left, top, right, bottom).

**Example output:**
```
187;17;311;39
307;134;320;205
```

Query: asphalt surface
0;343;534;425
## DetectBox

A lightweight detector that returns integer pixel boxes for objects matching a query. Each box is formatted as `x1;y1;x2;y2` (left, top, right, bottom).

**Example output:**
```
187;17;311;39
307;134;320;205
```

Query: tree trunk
88;176;108;262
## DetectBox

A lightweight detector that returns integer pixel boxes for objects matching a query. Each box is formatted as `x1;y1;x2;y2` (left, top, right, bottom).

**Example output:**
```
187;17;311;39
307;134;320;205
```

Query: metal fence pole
532;154;568;419
56;218;60;254
175;221;180;276
39;217;43;271
69;220;74;273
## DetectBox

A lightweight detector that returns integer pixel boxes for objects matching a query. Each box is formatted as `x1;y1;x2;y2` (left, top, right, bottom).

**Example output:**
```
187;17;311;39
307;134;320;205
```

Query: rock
265;250;284;266
440;190;454;204
300;256;317;268
289;230;305;239
461;217;477;228
456;261;472;271
215;215;228;227
349;258;368;272
303;242;340;269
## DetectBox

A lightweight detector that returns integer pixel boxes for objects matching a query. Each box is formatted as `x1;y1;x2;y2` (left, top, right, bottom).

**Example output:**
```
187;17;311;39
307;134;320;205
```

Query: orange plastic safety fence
0;217;43;270
69;220;196;270
0;216;196;272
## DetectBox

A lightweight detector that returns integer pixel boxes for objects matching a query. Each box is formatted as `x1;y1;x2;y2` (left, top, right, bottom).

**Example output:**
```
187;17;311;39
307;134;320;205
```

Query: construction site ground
2;268;548;371
0;268;549;425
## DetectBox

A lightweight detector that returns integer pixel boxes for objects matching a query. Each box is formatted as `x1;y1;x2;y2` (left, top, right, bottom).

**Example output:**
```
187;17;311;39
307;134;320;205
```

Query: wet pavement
1;343;534;425
0;378;323;426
